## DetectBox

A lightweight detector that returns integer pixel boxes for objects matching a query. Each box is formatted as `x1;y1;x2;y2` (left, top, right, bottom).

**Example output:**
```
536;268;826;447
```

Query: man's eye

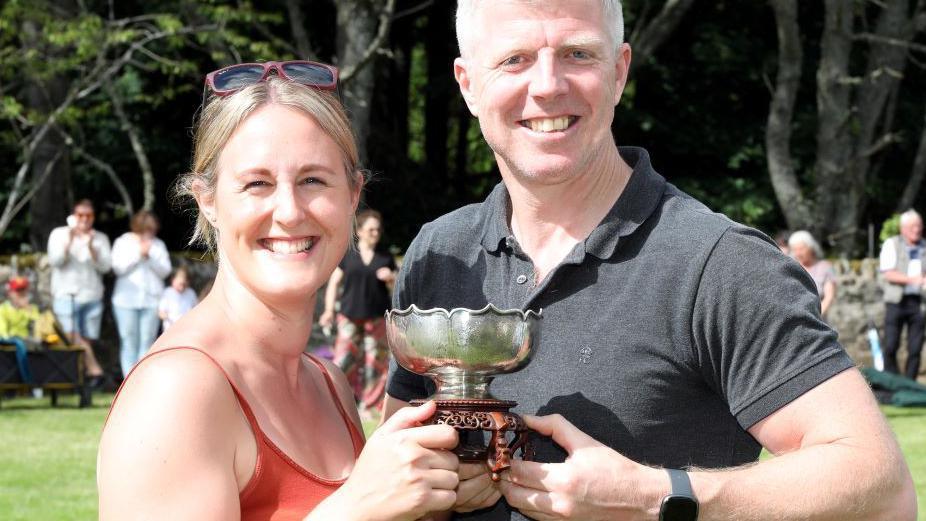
501;55;524;67
571;50;591;60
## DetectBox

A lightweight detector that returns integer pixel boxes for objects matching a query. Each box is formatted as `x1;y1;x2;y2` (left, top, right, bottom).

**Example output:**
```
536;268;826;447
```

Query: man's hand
498;414;665;521
454;462;502;513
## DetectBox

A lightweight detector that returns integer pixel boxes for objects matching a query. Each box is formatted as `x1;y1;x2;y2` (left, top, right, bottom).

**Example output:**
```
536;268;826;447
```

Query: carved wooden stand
411;398;533;481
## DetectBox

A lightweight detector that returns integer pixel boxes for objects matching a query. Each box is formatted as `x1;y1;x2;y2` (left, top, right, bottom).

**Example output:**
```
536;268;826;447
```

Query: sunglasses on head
204;60;339;97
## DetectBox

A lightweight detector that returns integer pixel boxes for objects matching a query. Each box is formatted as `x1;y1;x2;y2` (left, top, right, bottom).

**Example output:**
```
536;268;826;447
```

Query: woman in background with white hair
789;230;837;319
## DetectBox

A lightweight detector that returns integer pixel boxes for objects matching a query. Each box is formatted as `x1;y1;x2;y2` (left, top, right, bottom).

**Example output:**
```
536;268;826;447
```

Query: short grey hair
788;230;823;259
455;0;624;58
900;209;922;227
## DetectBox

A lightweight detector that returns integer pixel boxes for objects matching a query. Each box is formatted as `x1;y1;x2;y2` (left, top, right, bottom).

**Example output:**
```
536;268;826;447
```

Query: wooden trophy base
411;398;533;481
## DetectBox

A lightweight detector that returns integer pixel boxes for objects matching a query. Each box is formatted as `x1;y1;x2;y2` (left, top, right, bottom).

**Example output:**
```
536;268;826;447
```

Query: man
47;199;109;382
879;209;925;380
384;1;916;520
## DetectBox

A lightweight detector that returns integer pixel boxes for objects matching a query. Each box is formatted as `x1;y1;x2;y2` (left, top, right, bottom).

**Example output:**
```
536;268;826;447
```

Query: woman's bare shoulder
98;348;245;518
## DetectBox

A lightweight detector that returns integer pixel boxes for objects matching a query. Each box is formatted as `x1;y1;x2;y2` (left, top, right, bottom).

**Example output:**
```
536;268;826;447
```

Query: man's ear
454;57;479;117
192;178;217;224
613;43;632;106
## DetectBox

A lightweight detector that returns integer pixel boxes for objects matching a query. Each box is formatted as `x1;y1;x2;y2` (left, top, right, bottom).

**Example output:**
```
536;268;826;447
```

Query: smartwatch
659;468;699;521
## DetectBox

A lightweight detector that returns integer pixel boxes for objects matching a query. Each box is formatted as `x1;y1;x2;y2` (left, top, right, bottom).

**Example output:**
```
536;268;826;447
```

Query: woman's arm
98;349;248;520
109;236;142;276
319;267;344;328
821;279;837;318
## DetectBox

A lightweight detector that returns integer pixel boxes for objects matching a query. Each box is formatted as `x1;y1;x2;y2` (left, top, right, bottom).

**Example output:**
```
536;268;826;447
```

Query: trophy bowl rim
385;303;542;321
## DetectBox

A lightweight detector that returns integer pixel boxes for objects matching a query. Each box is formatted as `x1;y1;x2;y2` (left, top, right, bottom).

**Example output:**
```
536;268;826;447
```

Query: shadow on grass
0;392;114;411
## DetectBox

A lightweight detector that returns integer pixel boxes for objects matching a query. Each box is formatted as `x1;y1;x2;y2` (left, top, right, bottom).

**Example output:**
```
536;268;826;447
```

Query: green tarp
861;367;926;407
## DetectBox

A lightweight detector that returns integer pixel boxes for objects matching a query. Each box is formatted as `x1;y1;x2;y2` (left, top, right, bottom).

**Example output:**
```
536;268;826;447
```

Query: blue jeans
52;298;104;340
1;337;32;384
113;306;160;377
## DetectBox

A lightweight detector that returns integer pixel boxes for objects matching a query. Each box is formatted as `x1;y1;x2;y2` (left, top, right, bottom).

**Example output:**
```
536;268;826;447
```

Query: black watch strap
667;468;694;498
660;468;699;521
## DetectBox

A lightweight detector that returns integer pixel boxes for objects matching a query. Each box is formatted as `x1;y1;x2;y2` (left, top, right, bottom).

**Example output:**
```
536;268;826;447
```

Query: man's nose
528;49;568;99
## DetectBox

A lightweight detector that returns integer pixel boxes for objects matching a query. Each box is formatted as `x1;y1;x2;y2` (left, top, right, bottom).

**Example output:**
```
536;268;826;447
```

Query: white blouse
47;226;112;302
110;232;172;309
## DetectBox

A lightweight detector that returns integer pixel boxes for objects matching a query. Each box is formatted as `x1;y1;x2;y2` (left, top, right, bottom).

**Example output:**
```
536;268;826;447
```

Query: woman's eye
300;176;325;186
244;180;269;189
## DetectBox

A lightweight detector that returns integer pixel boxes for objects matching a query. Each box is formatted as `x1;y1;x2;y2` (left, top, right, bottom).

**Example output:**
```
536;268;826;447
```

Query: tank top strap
105;346;262;432
302;353;366;457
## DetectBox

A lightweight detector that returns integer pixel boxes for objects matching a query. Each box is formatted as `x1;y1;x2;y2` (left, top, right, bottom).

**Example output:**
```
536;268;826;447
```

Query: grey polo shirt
387;147;854;520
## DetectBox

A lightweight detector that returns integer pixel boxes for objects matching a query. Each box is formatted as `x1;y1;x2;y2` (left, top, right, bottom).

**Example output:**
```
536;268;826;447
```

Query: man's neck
503;146;632;282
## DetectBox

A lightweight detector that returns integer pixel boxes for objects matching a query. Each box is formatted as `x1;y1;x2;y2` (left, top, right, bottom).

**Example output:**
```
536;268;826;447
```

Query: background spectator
158;266;198;331
111;210;171;377
319;209;396;417
879;209;926;379
46;199;109;383
789;230;837;319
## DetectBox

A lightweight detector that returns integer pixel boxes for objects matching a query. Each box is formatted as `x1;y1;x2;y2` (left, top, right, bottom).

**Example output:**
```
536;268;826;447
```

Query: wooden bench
0;346;91;407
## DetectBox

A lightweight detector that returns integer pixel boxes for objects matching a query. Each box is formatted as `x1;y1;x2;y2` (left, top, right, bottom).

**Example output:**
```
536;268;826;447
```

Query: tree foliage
1;0;925;258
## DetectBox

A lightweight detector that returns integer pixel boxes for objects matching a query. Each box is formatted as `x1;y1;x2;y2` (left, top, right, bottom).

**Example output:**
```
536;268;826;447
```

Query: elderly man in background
384;0;917;520
880;209;926;380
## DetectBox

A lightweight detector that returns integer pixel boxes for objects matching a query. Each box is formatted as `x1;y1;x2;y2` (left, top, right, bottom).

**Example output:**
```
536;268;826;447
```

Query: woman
319;209;396;417
111;210;172;376
46;199;107;382
788;230;837;319
97;64;459;520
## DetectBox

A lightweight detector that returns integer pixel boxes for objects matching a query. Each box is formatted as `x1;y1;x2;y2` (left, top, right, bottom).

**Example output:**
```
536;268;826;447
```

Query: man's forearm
689;438;915;520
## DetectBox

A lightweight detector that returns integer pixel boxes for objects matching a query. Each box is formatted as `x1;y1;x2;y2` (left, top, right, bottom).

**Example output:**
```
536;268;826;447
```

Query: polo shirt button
516;274;528;284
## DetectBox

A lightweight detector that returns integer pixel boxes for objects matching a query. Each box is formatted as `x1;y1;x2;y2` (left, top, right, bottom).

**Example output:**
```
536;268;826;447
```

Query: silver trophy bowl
385;304;541;400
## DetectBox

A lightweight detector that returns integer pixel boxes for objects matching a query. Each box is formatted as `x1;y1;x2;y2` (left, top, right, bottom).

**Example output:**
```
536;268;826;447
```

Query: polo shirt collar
478;146;667;259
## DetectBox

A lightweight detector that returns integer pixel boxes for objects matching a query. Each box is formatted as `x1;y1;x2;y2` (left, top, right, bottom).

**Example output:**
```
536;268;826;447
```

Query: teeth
264;238;314;254
527;116;571;133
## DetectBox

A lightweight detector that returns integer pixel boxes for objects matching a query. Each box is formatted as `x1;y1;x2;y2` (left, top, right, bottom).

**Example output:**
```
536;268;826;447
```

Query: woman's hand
310;401;460;521
376;267;394;283
318;309;335;329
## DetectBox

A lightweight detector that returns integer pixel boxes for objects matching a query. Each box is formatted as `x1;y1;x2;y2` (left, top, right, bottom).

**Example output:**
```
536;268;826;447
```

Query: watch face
661;495;699;521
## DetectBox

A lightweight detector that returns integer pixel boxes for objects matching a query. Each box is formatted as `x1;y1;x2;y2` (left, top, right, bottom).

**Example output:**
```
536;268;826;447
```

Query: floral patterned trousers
333;314;389;411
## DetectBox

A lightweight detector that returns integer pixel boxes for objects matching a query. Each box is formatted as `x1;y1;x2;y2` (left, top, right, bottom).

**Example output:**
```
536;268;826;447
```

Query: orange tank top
108;347;365;520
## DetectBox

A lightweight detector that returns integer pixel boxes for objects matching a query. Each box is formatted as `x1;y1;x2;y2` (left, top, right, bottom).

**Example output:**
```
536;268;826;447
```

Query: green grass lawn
1;393;924;520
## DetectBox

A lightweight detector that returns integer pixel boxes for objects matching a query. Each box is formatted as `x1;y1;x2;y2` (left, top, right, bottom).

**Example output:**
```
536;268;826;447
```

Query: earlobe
454;57;479;117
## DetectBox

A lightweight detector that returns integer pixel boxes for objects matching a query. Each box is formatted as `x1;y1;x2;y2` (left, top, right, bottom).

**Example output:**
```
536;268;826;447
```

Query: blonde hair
172;78;362;253
455;0;624;58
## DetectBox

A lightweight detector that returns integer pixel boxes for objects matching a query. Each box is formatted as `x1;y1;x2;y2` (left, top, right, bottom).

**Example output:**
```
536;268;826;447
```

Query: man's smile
518;115;579;133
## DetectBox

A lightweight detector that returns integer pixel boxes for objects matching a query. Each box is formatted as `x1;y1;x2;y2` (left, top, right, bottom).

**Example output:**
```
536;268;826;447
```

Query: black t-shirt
338;248;396;319
388;147;854;520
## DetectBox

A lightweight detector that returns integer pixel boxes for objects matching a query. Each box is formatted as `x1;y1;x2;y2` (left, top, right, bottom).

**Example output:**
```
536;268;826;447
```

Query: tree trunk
813;0;854;250
21;18;72;251
285;0;316;59
628;0;696;70
336;0;395;164
897;108;926;212
105;80;155;213
766;0;812;232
